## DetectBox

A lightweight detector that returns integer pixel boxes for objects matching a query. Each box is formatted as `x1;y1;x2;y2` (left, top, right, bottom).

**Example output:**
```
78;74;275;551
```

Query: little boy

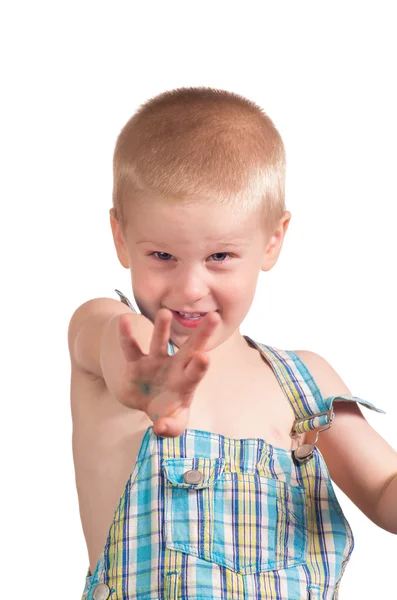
68;87;397;600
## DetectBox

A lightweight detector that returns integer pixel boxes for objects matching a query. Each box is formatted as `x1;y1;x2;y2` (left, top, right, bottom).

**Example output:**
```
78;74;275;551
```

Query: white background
2;2;396;598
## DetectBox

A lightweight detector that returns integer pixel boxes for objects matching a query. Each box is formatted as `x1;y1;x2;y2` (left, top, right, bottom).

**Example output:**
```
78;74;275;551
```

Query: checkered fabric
80;291;385;599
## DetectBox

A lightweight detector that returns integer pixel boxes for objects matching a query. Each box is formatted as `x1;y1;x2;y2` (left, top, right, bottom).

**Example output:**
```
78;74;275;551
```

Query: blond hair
112;87;286;235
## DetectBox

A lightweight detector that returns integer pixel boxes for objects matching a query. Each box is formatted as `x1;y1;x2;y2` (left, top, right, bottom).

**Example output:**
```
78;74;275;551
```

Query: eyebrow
136;240;247;247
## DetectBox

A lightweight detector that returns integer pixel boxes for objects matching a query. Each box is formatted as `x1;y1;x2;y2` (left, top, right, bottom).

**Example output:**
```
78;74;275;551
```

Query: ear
261;211;292;272
109;208;130;269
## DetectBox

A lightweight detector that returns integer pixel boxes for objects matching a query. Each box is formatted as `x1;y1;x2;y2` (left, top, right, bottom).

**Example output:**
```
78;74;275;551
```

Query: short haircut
112;87;286;236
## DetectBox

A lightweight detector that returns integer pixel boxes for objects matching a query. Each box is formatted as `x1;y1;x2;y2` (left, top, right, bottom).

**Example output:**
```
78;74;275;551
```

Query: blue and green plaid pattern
80;291;385;599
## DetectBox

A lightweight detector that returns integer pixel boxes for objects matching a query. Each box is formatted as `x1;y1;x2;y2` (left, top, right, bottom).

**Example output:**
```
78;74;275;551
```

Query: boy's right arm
68;298;154;399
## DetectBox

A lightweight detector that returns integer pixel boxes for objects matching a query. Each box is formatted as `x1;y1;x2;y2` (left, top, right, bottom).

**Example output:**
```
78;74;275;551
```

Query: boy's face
110;198;290;355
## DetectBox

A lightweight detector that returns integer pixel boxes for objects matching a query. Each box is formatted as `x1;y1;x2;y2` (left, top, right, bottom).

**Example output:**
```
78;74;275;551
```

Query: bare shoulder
293;349;364;443
68;296;153;378
293;350;353;398
68;297;132;365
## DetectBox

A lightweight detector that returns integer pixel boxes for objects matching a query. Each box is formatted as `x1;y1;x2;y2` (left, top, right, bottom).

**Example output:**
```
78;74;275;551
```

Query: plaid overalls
81;290;385;600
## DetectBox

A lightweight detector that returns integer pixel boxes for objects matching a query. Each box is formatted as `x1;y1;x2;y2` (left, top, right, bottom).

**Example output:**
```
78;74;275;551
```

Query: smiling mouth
171;310;206;320
176;311;206;317
170;309;220;316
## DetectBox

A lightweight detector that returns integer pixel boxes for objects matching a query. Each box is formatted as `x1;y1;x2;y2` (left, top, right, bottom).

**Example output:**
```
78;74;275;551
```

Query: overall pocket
162;457;308;575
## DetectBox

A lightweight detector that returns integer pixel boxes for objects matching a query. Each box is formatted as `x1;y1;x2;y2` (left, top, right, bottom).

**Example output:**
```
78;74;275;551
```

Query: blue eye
149;252;231;262
211;253;229;262
153;252;172;261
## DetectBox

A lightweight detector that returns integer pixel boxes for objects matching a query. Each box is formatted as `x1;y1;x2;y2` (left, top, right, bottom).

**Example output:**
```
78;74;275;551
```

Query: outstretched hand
117;308;220;437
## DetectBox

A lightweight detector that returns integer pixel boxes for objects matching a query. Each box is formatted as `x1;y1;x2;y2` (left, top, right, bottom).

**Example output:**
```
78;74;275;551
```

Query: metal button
92;583;110;600
183;469;203;484
294;443;314;463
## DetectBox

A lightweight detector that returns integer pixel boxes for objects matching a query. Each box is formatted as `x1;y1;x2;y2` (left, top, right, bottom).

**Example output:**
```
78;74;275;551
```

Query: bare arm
376;472;397;532
296;350;397;535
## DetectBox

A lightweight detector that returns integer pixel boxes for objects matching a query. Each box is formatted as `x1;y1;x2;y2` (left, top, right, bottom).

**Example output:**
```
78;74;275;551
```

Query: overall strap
245;337;385;437
285;349;385;434
115;288;136;312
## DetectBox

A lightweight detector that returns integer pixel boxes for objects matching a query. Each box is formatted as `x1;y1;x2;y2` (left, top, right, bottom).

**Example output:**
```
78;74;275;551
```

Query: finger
118;315;144;362
178;311;220;358
153;408;190;438
179;353;210;402
149;308;173;357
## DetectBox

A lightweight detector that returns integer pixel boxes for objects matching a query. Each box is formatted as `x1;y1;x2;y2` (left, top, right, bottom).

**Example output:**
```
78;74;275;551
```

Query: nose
171;264;210;305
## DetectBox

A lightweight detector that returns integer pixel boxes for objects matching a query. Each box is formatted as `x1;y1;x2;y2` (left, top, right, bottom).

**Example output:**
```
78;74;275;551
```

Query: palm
125;353;194;425
118;308;220;437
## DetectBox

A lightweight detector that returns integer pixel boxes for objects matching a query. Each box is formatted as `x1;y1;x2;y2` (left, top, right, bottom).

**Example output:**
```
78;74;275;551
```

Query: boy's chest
73;349;299;472
189;354;297;448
